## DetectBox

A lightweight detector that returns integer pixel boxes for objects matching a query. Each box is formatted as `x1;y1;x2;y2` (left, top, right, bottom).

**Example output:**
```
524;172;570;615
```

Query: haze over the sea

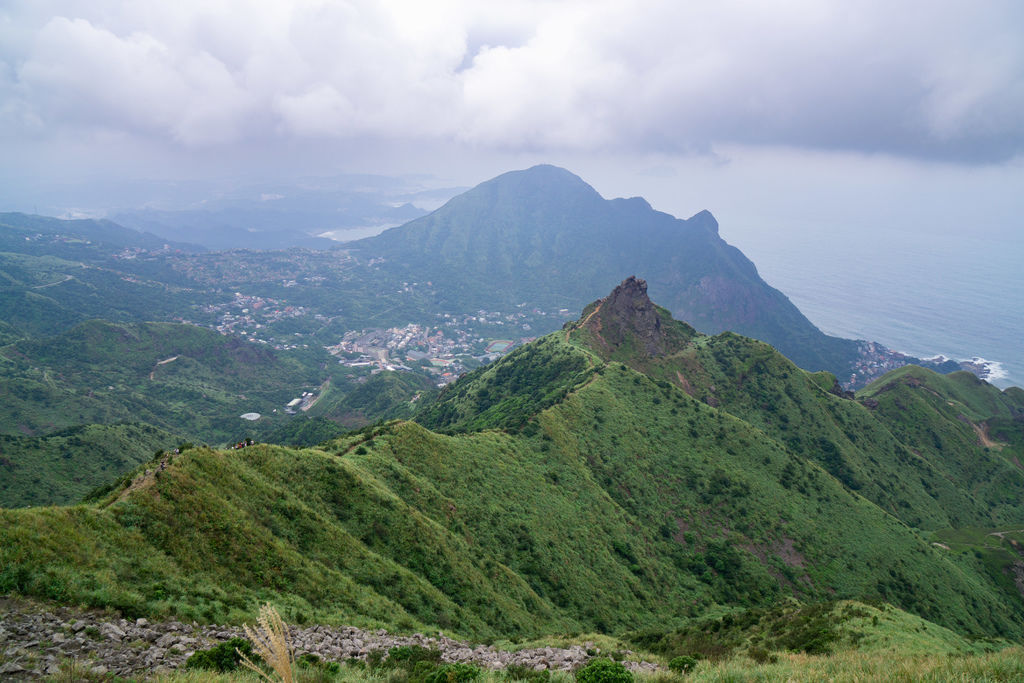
728;223;1023;390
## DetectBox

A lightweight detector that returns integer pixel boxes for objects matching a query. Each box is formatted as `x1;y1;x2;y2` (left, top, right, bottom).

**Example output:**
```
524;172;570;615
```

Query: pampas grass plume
237;603;294;683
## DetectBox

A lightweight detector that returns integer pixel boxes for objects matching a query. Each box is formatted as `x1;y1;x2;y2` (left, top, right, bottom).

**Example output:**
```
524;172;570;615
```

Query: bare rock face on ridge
601;276;664;355
576;275;695;360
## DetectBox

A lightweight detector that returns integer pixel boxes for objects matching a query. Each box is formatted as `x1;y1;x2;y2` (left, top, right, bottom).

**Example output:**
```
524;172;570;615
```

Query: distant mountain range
0;212;202;253
107;175;460;251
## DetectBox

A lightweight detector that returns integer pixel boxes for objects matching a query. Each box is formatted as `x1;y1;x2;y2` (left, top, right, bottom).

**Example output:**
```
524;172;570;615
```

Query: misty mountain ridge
0;211;203;253
1;166;989;388
107;175;465;251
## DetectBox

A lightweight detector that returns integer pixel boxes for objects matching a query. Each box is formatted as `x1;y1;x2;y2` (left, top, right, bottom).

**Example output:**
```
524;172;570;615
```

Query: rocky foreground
0;599;661;679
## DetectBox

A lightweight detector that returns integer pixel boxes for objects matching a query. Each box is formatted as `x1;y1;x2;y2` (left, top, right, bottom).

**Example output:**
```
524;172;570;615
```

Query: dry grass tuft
238;603;295;683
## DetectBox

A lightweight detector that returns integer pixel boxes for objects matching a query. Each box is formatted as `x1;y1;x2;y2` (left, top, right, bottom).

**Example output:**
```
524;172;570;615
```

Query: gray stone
101;623;126;640
155;633;179;648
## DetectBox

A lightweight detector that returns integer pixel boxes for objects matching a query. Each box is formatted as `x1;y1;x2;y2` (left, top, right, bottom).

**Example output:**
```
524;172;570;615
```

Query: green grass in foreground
140;645;1024;683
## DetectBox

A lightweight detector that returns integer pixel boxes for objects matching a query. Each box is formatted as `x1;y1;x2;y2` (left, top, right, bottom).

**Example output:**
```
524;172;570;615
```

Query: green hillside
0;251;206;341
628;599;1002;660
313;370;438;428
2;279;1022;647
0;422;180;508
0;319;322;442
0;212;199;254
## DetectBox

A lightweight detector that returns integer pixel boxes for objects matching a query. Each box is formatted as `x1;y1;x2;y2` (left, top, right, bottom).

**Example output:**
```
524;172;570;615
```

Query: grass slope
0;250;207;341
0;319;321;442
0;422;179;508
561;284;1024;531
2;285;1022;649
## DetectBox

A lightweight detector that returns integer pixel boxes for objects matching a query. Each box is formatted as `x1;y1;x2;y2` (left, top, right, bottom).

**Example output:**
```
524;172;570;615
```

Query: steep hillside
561;278;1024;528
3;280;1022;645
353;165;860;375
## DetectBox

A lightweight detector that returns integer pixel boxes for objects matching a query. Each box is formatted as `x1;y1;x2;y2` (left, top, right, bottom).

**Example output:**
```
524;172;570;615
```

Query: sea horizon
725;223;1023;390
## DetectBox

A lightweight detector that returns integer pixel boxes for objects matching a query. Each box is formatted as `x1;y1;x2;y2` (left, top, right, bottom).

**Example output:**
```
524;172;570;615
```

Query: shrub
185;637;255;672
667;655;697;674
747;647;777;664
419;662;482;683
505;664;551;682
366;649;386;668
385;645;444;671
297;652;342;680
576;658;633;683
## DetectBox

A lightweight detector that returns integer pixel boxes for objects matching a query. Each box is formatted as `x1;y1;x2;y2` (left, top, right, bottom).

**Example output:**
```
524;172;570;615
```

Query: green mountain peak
354;165;858;376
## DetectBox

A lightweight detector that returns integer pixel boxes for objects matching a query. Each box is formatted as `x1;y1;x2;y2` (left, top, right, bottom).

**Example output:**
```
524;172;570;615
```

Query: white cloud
2;0;1024;162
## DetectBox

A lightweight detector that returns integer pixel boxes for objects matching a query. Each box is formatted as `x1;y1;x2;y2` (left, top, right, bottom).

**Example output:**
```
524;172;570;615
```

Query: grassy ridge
2;286;1023;650
1;442;570;635
857;366;1024;515
562;298;1024;531
628;599;1005;661
4;408;1019;641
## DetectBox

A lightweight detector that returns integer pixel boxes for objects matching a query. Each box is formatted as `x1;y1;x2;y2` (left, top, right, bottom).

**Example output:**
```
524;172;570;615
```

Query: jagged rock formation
572;275;695;363
596;277;664;355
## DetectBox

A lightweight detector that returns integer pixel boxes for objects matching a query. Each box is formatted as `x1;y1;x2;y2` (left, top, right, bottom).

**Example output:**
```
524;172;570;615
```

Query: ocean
722;225;1024;390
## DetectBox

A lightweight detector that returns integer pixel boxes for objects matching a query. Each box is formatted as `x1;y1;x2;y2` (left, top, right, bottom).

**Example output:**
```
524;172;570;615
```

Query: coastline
845;341;1012;391
918;355;1009;384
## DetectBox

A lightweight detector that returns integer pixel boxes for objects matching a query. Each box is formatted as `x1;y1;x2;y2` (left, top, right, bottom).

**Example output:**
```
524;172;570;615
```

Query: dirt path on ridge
566;302;603;341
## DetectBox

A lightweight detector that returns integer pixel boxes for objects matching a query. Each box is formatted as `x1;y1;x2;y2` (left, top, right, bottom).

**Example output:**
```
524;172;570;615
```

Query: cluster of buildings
846;341;912;386
846;341;971;388
111;245;179;259
199;292;309;349
326;323;520;387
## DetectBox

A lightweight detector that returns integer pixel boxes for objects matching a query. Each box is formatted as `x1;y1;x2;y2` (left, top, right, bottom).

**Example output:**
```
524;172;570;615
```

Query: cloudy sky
1;1;1023;233
1;1;1022;380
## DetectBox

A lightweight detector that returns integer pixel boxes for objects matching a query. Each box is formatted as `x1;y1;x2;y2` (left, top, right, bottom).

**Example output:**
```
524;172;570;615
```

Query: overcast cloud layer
3;0;1024;171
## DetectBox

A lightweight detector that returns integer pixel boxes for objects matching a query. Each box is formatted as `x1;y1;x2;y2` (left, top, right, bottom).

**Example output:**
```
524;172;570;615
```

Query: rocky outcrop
0;599;660;679
829;379;856;400
602;277;663;353
584;276;673;357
